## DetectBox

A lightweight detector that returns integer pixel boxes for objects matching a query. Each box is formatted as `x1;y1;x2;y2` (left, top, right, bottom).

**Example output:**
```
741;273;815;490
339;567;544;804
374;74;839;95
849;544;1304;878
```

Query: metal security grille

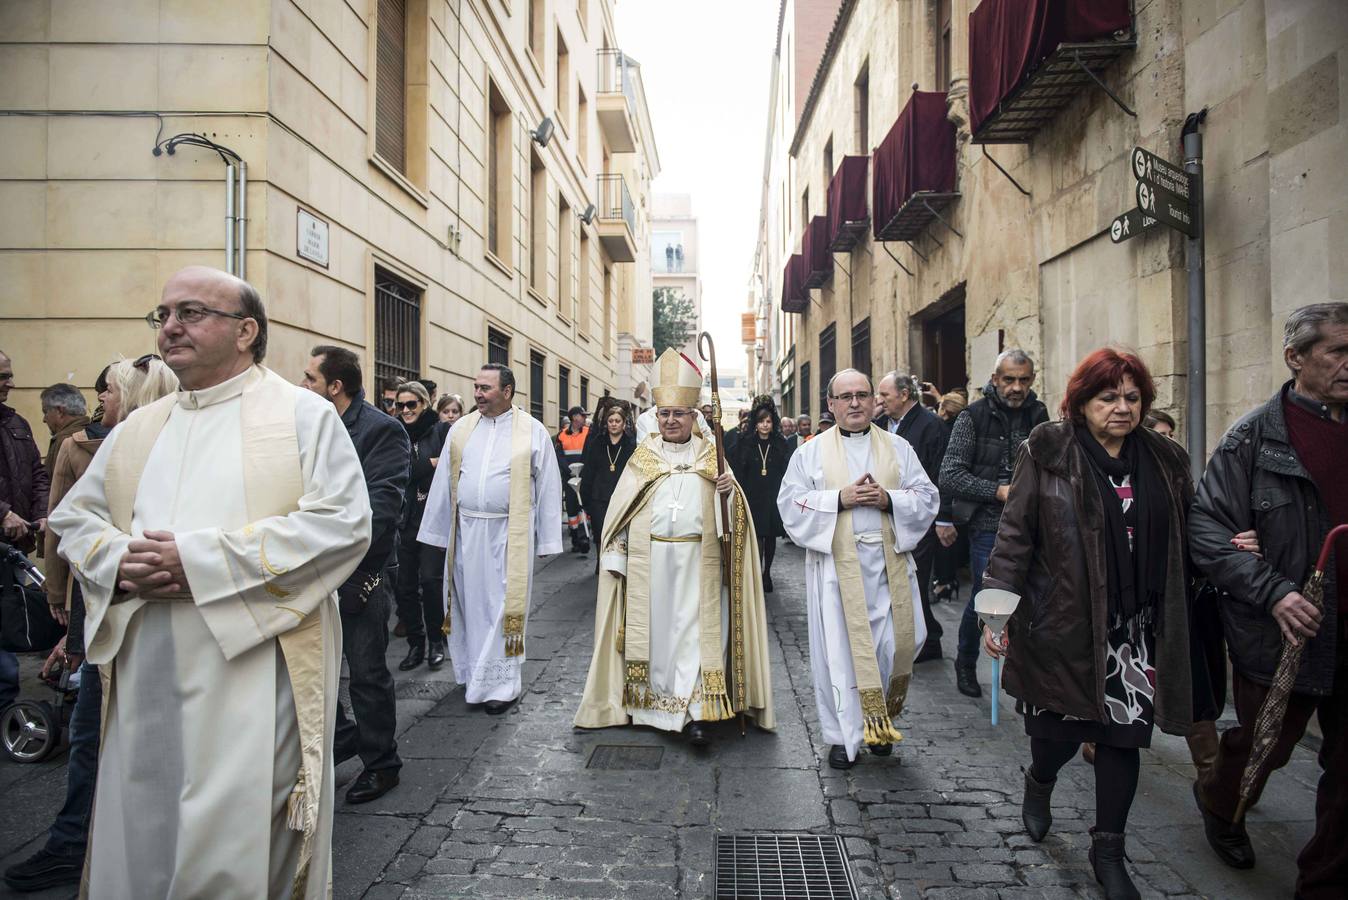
529;350;545;421
586;745;663;770
487;327;511;367
375;269;421;388
374;0;407;171
558;365;570;412
713;834;858;900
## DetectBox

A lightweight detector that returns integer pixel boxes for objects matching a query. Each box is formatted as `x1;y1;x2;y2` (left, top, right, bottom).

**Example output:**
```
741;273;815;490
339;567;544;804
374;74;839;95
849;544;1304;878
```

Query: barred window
851;317;871;379
529;350;546;421
559;364;571;412
818;323;837;411
579;375;589;409
487;327;511;367
375;267;421;388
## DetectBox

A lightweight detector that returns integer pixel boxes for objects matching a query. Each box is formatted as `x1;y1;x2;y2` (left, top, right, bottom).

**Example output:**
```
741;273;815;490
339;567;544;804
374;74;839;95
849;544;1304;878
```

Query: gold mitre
651;349;703;409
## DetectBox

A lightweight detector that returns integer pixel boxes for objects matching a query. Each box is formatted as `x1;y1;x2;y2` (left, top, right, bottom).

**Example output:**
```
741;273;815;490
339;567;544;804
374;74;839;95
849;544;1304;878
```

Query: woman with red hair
978;347;1196;900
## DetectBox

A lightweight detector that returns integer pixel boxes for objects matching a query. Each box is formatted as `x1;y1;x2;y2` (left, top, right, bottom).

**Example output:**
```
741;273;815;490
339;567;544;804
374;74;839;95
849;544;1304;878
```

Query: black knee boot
1089;829;1140;900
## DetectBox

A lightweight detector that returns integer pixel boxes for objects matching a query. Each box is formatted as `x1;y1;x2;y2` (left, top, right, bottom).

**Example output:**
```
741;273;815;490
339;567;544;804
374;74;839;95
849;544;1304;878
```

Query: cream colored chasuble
49;367;372;899
777;426;939;762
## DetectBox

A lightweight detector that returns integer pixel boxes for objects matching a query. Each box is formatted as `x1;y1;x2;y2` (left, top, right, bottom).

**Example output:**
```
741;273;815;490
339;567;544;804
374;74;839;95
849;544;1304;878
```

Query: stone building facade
0;0;660;428
751;0;1348;454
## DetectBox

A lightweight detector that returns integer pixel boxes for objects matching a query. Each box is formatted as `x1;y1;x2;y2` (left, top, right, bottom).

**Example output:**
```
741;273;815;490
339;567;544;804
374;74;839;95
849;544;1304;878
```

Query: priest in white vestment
418;363;562;714
777;368;938;770
49;267;372;899
576;350;775;743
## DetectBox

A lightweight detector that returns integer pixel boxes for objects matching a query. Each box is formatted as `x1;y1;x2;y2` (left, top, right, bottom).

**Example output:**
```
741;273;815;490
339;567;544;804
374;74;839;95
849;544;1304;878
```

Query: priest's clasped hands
839;474;891;510
117;530;188;597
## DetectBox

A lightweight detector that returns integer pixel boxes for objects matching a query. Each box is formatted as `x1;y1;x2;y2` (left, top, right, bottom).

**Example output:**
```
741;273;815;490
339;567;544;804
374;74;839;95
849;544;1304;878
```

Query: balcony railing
596;173;637;262
597;49;641;152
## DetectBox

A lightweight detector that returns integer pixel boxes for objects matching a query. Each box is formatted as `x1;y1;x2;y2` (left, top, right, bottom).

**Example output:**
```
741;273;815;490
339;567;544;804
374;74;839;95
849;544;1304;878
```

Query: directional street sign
1132;146;1193;202
1136;180;1197;237
1109;208;1158;243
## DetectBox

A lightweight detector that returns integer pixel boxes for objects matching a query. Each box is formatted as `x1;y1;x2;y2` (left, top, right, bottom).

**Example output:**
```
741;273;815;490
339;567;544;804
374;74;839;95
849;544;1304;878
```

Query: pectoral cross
666;497;687;528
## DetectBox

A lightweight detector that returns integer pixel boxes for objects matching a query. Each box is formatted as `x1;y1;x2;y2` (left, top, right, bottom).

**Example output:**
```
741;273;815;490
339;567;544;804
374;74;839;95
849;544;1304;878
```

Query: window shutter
376;0;407;172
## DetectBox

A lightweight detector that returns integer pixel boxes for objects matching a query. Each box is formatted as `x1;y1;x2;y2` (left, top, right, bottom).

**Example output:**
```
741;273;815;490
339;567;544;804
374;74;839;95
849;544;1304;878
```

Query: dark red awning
781;254;807;314
872;91;956;239
803;216;831;287
826;156;869;250
968;0;1131;135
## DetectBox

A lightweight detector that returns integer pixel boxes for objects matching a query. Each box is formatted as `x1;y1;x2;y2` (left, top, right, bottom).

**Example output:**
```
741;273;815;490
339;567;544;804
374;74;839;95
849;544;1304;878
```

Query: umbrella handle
991;657;1000;726
1314;524;1348;573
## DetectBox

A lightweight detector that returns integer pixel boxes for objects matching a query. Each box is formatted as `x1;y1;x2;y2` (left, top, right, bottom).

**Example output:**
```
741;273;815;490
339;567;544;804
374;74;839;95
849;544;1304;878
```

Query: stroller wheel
2;700;62;763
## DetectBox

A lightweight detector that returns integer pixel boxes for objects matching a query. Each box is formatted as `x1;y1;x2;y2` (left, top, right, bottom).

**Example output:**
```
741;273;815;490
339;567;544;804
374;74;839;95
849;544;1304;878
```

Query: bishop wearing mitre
575;349;774;744
777;368;939;770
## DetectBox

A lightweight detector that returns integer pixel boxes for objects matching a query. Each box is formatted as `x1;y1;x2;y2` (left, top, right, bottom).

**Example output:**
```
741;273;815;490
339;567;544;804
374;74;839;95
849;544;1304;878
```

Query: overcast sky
616;0;779;374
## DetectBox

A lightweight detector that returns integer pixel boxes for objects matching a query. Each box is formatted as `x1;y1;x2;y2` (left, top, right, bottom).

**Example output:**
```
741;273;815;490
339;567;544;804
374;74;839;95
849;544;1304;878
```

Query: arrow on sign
1110;208;1159;243
1136;181;1197;237
1132;147;1193;202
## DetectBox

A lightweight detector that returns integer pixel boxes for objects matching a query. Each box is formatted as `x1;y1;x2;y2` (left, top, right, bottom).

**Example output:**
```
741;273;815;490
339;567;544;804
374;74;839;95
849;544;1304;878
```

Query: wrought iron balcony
597;49;640;153
596;173;637;263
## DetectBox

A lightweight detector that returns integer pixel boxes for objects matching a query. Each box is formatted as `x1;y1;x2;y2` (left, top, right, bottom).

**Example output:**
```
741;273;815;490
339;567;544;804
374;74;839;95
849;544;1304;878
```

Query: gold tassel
701;670;734;722
441;610;451;637
859;688;904;746
286;770;311;834
503;614;524;657
615;624;625;654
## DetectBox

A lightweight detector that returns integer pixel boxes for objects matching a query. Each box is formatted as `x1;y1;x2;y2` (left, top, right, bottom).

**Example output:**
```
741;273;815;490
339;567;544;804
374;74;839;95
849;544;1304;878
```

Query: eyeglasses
145;303;250;329
830;391;873;405
380;396;396;409
394;400;421;411
133;353;161;372
655;409;693;420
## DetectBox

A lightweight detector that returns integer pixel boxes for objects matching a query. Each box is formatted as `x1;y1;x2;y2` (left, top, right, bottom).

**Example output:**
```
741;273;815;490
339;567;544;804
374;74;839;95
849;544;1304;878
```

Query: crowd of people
0;269;1343;900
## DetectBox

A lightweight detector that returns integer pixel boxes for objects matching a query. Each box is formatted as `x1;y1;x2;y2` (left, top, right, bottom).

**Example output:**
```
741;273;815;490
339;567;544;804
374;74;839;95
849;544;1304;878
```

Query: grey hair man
875;370;953;662
938;347;1049;697
39;383;91;478
1188;302;1348;888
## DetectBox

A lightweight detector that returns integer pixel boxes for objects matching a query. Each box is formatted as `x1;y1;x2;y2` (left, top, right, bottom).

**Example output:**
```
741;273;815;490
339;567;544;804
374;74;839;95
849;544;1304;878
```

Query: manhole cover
586;744;664;770
713;834;858;899
395;680;457;701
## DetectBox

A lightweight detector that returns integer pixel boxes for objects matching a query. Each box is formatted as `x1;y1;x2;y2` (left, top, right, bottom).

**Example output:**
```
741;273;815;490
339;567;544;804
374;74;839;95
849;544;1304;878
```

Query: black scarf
402;408;439;443
1074;425;1169;634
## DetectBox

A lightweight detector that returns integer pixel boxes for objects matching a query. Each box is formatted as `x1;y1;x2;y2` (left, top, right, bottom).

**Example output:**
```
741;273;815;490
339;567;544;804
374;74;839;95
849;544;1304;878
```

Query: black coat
729;433;789;539
1190;383;1340;696
580;432;636;514
339;392;411;578
984;422;1196;735
0;404;49;553
400;410;449;535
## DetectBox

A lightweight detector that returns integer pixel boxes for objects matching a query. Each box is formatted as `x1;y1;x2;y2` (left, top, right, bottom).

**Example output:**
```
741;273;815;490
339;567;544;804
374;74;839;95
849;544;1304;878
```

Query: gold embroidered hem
860;687;904;745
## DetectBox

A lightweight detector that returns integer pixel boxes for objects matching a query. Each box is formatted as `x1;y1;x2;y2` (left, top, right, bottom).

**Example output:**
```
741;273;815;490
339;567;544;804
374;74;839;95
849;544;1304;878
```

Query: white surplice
49;368;371;899
602;438;729;732
417;408;563;703
777;429;939;760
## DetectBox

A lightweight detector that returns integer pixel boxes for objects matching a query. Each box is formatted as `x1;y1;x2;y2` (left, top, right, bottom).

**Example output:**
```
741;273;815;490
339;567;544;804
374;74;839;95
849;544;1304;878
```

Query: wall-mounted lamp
578;203;597;225
531;117;555;147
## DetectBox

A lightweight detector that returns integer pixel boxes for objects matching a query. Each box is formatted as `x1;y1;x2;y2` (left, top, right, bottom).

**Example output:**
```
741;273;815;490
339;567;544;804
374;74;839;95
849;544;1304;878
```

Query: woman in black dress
980;349;1197;900
580;404;635;562
729;399;789;592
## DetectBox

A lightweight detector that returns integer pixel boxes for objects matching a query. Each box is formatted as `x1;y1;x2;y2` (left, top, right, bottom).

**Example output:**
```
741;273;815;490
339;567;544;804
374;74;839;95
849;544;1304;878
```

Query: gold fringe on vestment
623;661;650;707
860;688;904;745
503;614;525;657
699;669;734;721
285;770;310;833
441;605;451;637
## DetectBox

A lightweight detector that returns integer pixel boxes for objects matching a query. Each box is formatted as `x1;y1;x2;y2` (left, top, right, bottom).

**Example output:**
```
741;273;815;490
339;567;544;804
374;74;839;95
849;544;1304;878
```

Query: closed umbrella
1234;523;1348;821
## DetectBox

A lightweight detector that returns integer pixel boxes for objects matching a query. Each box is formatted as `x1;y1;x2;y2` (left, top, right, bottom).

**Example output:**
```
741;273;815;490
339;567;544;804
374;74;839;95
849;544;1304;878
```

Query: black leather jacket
1190;383;1339;696
339;393;410;578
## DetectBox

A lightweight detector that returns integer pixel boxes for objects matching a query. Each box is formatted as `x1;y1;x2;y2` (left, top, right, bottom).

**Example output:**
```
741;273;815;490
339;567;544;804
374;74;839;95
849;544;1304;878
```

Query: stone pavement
0;540;1320;899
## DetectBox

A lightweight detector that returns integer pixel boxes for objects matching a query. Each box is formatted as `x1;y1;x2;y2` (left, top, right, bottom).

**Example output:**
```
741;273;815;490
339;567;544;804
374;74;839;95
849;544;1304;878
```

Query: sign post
1116;118;1207;481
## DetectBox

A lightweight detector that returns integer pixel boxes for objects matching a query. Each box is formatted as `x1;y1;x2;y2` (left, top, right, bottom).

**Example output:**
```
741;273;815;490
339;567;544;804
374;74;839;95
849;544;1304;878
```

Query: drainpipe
236;161;248;280
225;162;236;275
1183;110;1207;483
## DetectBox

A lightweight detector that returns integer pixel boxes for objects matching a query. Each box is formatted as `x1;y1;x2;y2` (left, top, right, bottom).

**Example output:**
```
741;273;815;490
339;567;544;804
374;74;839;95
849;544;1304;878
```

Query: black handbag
1;546;63;653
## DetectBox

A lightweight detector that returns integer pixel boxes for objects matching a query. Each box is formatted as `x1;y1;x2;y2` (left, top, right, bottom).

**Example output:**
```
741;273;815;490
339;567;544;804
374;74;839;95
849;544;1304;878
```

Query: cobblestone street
1;539;1320;899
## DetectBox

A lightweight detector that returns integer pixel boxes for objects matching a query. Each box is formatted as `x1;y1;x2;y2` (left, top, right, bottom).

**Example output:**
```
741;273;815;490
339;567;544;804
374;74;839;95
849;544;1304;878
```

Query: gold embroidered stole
101;366;329;895
444;406;533;656
617;437;733;720
821;424;915;744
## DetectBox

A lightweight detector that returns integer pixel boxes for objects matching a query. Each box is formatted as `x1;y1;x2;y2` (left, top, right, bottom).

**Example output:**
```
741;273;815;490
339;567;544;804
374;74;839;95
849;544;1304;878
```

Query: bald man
50;266;372;897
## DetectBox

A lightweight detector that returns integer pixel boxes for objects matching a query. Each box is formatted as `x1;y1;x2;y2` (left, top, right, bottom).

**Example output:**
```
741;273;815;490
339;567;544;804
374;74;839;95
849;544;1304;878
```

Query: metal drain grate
395;680;457;701
586;744;664;770
713;834;858;899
